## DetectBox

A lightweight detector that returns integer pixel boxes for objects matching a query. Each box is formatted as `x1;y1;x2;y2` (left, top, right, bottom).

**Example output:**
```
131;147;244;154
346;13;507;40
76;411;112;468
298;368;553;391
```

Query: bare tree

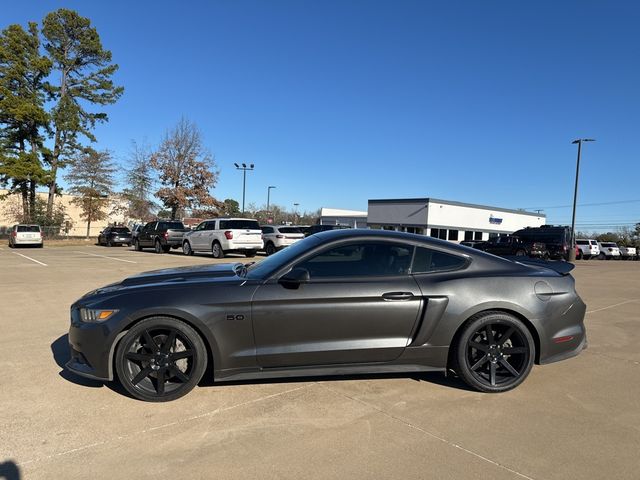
150;118;220;219
65;148;115;237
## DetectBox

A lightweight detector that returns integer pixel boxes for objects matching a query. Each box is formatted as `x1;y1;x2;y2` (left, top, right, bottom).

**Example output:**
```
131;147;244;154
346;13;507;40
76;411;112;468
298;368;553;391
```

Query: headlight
79;308;118;323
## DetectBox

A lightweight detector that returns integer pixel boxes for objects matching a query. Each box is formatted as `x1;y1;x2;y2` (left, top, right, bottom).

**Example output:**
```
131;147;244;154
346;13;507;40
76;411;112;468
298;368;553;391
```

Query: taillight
163;232;169;239
224;231;233;240
562;245;567;252
11;231;17;237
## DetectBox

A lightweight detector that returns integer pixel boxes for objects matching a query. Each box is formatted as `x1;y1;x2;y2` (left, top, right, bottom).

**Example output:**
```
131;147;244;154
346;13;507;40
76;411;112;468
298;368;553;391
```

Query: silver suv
9;224;43;248
261;225;305;255
183;217;263;258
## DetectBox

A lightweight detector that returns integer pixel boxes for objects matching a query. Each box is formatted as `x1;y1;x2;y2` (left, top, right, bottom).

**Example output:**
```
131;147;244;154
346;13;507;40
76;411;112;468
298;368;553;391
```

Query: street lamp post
267;185;276;213
234;163;254;214
293;203;299;224
569;138;595;261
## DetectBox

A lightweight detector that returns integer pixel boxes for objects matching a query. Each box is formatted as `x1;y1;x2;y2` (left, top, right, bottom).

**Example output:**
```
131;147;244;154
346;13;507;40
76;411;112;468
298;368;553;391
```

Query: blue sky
4;1;640;230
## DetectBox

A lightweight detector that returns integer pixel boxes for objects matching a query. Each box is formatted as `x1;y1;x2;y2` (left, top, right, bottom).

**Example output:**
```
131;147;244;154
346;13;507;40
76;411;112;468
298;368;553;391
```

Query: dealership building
367;198;546;242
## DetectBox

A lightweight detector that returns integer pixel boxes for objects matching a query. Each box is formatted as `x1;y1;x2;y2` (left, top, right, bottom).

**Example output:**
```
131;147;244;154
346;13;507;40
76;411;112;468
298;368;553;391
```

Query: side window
157;222;167;231
205;221;216;230
262;226;273;234
144;222;154;231
412;247;466;274
296;242;413;278
219;220;228;229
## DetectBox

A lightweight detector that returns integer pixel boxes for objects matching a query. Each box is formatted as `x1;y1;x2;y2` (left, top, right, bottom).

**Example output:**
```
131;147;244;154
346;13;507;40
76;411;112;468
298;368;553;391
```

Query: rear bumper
538;295;588;364
227;241;264;251
14;237;43;245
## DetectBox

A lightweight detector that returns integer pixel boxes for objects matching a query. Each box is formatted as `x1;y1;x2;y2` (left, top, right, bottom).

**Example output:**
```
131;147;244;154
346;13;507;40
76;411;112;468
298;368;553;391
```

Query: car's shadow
52;333;474;397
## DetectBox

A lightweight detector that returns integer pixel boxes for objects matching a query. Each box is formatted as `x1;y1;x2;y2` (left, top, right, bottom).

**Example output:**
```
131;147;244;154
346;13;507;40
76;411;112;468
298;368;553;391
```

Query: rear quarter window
412;247;467;273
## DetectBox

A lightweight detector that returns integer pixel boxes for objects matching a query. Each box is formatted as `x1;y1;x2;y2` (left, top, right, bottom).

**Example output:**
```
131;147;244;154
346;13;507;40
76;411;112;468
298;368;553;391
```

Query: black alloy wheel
183;241;193;256
454;312;534;392
265;242;276;256
115;317;207;402
154;239;163;254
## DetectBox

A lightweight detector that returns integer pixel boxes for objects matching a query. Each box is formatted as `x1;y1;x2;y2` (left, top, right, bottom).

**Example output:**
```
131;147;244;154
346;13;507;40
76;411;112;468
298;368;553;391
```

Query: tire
598;253;606;260
107;239;113;247
154;240;163;254
245;250;257;258
211;241;224;259
265;242;277;256
183;241;193;256
543;253;550;261
576;250;582;260
453;311;535;393
134;239;142;251
115;317;208;402
162;245;171;253
515;249;526;257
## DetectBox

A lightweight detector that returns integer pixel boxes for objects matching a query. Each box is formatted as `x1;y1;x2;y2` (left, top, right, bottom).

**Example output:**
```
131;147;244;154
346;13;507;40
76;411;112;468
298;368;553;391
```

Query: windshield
278;227;303;234
601;243;617;247
221;220;260;230
112;227;130;233
245;235;322;279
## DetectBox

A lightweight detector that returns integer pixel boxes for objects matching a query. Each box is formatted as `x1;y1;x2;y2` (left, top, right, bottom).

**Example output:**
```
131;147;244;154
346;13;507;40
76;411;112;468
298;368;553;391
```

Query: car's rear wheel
115;317;208;402
154;240;163;254
107;239;113;247
454;311;534;393
515;249;526;256
265;242;276;256
183;241;193;256
212;241;224;259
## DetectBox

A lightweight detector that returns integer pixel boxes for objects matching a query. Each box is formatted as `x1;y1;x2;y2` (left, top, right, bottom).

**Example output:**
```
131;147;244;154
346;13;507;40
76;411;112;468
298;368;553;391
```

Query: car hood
119;263;243;287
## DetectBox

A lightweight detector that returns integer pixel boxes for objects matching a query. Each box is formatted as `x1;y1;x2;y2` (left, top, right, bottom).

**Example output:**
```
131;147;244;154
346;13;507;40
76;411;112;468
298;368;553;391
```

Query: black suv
304;224;350;237
478;235;548;259
511;225;571;260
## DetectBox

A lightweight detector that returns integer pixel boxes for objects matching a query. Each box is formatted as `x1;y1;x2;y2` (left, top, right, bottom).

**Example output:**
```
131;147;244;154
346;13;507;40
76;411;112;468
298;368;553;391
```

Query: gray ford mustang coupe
67;229;587;401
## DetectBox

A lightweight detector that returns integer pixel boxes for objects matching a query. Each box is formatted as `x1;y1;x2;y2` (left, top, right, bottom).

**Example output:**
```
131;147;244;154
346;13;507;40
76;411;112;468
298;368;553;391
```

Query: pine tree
122;140;155;221
42;9;123;217
0;22;51;222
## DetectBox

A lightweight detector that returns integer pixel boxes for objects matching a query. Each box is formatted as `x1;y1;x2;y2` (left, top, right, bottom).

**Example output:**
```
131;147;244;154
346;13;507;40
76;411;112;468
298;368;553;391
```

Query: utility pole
234;163;254;214
569;138;595;261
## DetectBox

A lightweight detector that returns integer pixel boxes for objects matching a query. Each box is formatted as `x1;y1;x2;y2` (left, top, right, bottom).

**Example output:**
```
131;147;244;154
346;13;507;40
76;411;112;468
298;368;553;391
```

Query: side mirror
279;268;310;289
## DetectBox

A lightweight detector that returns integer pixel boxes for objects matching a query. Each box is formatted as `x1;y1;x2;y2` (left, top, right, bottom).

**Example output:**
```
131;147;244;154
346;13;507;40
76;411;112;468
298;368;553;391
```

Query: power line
522;199;640;210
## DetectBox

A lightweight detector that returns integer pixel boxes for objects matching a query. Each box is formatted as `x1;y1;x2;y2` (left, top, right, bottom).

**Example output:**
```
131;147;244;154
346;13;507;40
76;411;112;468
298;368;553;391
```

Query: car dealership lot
1;245;639;479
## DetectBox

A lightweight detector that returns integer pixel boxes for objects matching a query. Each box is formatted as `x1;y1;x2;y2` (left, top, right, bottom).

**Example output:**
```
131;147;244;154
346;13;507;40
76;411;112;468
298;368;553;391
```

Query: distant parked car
512;225;571;260
182;217;263;258
261;225;305;255
576;239;599;259
460;240;486;249
618;244;637;260
130;224;144;241
134;220;189;254
476;235;548;259
8;224;43;248
98;226;132;247
597;242;621;260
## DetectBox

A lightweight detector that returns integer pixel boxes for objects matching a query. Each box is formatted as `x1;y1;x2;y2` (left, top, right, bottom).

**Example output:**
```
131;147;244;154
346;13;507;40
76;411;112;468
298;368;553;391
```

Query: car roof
201;217;259;221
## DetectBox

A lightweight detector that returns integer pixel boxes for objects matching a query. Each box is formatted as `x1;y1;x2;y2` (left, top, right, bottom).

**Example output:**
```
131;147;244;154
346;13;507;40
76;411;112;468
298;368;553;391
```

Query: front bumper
66;307;124;381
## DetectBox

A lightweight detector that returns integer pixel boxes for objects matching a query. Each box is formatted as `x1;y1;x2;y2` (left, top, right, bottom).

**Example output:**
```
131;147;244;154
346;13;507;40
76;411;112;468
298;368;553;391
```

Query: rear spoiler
503;256;575;275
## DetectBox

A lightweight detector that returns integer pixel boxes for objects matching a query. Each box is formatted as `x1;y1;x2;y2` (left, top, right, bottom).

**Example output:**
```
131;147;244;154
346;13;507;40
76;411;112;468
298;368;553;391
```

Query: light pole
293;203;299;224
234;163;254;214
569;138;595;261
266;186;276;213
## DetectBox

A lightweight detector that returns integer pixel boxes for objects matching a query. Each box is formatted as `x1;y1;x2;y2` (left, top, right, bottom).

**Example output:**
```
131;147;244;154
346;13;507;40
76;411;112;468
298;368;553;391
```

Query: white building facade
319;207;368;228
367;198;545;242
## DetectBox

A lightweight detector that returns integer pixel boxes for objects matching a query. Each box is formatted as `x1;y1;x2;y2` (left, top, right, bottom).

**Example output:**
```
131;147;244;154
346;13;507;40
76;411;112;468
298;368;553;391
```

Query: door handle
382;292;414;301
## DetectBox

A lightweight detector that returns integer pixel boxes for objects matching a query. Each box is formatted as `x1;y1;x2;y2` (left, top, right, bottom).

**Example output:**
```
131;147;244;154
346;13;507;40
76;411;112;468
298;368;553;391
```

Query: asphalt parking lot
1;244;639;479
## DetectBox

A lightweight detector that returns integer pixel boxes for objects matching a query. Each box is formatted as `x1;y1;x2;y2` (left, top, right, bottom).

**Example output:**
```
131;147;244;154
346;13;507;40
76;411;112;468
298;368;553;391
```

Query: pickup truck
478;235;548;259
618;244;637;260
134;220;189;254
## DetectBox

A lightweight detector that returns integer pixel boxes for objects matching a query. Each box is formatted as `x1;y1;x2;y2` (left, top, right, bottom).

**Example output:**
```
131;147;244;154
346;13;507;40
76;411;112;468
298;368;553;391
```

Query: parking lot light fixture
267;186;276;213
569;138;595;261
234;163;255;214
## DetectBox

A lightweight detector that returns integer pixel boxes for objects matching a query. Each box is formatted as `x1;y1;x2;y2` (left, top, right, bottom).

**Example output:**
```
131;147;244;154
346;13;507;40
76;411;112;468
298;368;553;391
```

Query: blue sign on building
489;215;503;225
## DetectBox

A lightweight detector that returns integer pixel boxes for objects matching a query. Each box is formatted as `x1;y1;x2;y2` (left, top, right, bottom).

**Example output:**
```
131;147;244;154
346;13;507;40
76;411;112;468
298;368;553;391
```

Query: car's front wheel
154;240;163;254
134;239;142;251
453;311;535;393
183;241;193;256
265;242;277;256
115;317;208;402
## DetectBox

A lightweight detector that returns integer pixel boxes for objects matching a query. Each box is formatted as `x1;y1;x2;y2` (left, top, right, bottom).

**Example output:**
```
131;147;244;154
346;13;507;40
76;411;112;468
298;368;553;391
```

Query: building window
430;228;439;238
474;231;483;241
439;229;447;240
448;230;459;241
489;233;499;240
464;231;473;241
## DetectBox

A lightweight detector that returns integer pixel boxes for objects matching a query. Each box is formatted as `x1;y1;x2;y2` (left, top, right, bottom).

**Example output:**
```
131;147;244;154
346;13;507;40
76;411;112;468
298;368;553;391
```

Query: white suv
261;225;305;255
576;239;599;259
182;218;263;258
618;244;637;260
597;242;621;260
9;224;43;248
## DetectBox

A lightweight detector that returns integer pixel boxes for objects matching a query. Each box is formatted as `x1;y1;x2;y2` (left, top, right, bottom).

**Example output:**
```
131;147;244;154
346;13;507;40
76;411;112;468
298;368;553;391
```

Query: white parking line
586;299;637;314
12;251;47;266
74;251;137;264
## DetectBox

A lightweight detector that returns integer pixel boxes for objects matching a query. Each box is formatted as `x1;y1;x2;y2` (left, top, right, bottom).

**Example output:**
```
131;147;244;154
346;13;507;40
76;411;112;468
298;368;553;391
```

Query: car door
251;241;423;368
189;222;206;250
139;222;155;247
203;221;216;250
